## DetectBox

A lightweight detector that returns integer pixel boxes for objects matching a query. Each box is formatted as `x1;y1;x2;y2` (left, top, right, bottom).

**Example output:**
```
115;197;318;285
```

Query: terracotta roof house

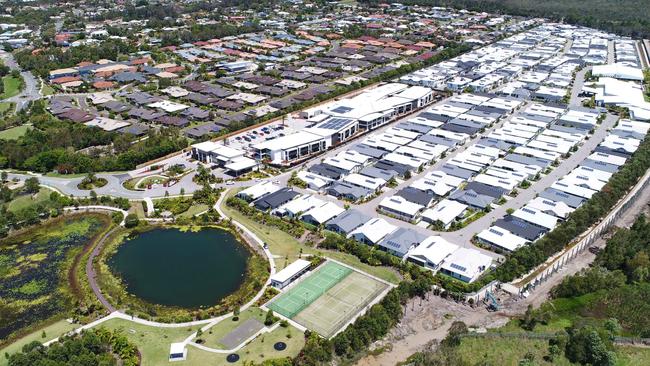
93;81;115;89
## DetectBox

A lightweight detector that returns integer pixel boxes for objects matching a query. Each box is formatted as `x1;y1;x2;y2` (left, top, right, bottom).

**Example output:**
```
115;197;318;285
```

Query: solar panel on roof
319;117;354;130
331;106;353;114
489;228;503;236
450;263;467;272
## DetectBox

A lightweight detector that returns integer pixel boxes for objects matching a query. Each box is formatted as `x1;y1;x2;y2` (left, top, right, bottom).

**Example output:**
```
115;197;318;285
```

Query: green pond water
108;228;250;308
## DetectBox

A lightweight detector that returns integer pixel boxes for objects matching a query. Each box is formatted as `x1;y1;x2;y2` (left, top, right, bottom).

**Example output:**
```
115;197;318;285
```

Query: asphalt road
0;51;41;111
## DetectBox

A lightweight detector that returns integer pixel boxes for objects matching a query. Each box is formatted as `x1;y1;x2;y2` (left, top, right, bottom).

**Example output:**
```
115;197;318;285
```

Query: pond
108;228;250;308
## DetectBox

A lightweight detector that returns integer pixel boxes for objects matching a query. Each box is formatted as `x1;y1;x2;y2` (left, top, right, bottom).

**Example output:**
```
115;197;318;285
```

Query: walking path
46;186;279;355
63;205;128;226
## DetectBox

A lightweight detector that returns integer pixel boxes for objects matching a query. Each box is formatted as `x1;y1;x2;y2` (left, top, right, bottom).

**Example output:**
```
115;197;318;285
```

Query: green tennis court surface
268;261;390;338
268;261;352;318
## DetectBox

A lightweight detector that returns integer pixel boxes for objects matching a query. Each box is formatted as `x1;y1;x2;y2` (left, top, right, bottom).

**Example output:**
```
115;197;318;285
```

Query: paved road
569;66;590;107
607;40;615;65
357;166;650;366
0;51;41;111
444;113;618;243
638;40;650;69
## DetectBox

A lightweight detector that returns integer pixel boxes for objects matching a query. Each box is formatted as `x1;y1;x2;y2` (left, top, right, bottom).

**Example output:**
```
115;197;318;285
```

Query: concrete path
63;205;128;226
86;226;119;313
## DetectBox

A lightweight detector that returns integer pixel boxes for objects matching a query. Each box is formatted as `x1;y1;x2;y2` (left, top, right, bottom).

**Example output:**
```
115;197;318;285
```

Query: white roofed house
296;170;333;191
336;149;373;166
301;202;345;226
410;177;454;197
527;196;574;219
407;236;459;270
275;194;326;218
420;199;468;229
236;181;281;202
512;206;559;231
440;247;494;283
350;218;397;245
342;173;386;192
476;226;528;252
322;156;362;174
378;196;424;223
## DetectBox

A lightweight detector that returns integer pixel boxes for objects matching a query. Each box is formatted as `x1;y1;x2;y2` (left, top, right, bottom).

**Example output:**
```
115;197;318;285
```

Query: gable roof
325;209;370;234
379;228;428;256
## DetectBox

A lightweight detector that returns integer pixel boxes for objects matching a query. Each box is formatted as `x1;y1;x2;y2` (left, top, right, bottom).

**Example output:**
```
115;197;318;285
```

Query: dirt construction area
356;178;650;366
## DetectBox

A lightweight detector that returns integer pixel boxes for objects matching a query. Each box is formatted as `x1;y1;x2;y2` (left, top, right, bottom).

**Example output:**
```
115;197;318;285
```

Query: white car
226;181;234;186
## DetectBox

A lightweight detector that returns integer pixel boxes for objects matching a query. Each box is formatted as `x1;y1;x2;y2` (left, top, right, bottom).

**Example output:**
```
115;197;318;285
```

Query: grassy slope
221;189;401;284
0;102;13;115
0;75;22;99
7;187;53;213
0;320;80;366
178;204;210;219
456;336;650;366
200;308;267;349
99;317;303;366
0;124;30;141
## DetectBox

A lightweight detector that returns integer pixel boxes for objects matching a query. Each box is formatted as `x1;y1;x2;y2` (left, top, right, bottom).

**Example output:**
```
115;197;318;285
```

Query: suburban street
0;51;42;111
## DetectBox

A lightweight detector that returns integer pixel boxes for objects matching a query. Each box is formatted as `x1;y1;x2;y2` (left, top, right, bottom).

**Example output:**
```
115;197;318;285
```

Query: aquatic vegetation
0;214;111;341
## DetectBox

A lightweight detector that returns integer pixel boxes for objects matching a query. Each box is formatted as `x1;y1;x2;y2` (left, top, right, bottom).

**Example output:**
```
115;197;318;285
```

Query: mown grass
178;204;210;219
200;307;266;349
7;187;52;212
187;324;304;366
99;317;303;366
7;187;53;213
40;82;55;96
220;189;400;284
0;320;80;366
0;75;23;99
0;124;30;141
0;102;13;115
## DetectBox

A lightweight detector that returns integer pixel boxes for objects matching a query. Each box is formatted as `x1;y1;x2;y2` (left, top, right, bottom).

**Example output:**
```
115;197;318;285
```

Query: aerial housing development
1;1;650;365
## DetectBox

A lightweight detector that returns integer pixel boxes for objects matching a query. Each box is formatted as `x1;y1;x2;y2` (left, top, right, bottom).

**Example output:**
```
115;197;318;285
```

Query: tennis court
294;271;388;337
268;261;352;318
268;261;390;338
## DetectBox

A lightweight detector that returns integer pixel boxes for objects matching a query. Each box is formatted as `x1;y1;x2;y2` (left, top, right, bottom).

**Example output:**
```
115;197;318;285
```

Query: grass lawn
456;336;650;366
0;320;80;366
41;82;55;96
0;102;13;115
99;318;200;366
98;317;303;366
617;346;650;366
186;324;304;365
130;201;147;219
0;124;30;141
178;204;210;219
221;189;400;284
200;308;266;349
7;187;53;213
457;337;572;365
0;75;23;99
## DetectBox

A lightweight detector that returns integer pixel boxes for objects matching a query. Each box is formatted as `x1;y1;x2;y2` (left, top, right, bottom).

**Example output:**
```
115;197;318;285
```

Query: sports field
269;261;352;318
268;261;390;338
